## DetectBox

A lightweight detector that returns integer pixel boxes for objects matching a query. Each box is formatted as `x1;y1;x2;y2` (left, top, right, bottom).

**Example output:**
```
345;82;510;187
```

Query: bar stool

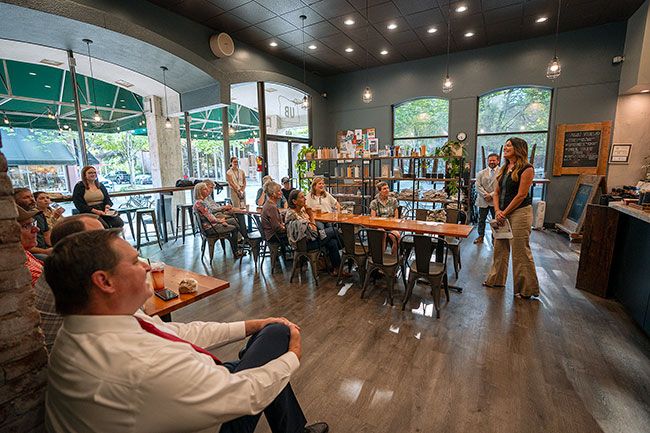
118;207;142;241
135;209;162;250
175;204;196;243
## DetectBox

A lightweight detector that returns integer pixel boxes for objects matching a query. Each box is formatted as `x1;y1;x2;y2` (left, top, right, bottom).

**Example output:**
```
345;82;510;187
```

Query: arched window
476;87;552;177
393;97;449;153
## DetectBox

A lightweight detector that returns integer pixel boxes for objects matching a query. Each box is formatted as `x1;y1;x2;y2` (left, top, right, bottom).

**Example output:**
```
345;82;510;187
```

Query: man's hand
223;204;233;211
288;323;302;361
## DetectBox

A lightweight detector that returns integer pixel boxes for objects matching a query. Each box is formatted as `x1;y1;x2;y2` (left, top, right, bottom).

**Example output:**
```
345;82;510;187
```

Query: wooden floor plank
140;229;650;433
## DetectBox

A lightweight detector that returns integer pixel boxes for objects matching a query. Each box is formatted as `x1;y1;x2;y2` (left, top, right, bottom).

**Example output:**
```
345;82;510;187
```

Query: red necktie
136;317;222;364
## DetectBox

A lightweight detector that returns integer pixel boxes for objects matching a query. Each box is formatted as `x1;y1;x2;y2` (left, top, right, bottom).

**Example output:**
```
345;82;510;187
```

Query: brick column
0;148;48;432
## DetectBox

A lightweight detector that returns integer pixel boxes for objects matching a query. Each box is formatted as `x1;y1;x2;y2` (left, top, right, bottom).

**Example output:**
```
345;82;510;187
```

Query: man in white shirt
43;229;328;433
474;153;500;244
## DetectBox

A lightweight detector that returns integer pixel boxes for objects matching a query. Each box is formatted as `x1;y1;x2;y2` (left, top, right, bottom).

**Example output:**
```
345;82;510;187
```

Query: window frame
391;96;450;146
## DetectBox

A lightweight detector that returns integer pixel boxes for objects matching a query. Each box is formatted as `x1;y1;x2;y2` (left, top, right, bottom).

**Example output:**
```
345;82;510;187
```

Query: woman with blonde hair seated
193;182;243;258
305;177;340;213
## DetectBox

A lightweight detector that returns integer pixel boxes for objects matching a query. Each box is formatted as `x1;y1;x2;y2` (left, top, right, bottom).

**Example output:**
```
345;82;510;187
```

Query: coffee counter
608;202;650;335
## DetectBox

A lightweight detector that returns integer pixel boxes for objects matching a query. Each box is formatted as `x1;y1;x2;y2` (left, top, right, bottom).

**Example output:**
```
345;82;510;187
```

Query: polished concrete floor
140;228;650;433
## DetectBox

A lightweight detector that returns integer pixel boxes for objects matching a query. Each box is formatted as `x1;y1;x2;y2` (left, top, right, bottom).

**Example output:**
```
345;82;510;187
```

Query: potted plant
297;146;317;192
434;140;467;195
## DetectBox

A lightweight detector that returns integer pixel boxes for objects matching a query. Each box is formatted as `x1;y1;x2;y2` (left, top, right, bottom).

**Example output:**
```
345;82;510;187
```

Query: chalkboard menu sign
562;130;601;168
553;122;611;176
568;184;593;222
556;174;605;239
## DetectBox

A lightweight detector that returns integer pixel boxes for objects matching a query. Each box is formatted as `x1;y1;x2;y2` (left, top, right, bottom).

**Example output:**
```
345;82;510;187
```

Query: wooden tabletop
315;213;473;238
142;265;229;318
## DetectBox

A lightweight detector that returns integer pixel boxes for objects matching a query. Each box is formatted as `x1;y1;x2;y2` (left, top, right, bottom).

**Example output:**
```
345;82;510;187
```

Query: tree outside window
393;97;449;155
476;87;552;178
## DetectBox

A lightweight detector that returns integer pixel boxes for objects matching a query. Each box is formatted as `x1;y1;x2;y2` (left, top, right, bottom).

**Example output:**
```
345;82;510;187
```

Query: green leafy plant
434;140;466;195
296;146;317;192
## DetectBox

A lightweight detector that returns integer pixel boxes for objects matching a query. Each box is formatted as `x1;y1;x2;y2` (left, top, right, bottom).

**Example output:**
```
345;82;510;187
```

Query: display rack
297;155;469;213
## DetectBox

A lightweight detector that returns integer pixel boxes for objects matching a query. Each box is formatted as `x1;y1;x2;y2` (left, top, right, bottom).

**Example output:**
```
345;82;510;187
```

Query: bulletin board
552;121;612;176
336;128;376;154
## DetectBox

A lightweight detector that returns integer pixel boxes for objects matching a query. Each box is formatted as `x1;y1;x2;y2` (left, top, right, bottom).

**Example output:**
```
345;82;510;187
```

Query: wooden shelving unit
297;155;470;212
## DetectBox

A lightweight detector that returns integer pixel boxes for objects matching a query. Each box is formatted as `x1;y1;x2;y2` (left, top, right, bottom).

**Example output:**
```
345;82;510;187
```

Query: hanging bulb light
362;86;373;103
46;107;55;120
83;39;101;122
546;0;563;80
228;126;236;136
299;15;310;110
443;1;453;93
8;125;14;133
2;113;9;124
443;75;453;93
362;0;373;103
160;66;173;129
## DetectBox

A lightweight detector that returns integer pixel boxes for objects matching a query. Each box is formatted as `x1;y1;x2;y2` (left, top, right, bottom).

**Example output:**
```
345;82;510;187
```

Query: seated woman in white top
305;177;340;213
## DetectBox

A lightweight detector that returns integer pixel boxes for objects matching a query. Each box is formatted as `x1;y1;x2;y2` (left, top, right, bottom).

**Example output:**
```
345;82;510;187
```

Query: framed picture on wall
609;144;632;164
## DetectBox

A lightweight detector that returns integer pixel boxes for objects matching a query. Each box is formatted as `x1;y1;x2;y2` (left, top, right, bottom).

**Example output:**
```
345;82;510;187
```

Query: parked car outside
98;175;114;191
134;174;153;185
107;170;131;184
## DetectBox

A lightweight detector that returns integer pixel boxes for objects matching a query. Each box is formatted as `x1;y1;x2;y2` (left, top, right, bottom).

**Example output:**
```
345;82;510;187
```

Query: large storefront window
264;83;309;138
231;82;262;201
393;97;449;154
476;87;552;178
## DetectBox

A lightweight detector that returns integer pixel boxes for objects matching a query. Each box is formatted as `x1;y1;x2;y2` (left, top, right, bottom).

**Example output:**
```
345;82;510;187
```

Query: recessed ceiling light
536;16;548;23
387;23;398;30
380;50;388;55
269;41;278;47
308;44;317;50
345;47;354;53
464;31;475;37
456;5;468;13
115;79;134;88
29;72;36;76
641;89;650;93
40;59;63;67
44;84;51;88
344;18;355;26
427;27;437;34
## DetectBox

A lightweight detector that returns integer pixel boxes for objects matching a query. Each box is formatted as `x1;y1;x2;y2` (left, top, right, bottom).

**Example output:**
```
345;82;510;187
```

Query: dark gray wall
324;23;626;223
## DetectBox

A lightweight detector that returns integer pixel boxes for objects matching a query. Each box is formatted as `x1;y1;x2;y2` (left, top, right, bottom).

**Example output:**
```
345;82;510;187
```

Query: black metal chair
400;208;433;259
259;213;290;274
238;213;263;266
445;208;467;278
193;209;231;263
289;234;321;286
359;229;405;305
402;235;450;318
336;222;367;285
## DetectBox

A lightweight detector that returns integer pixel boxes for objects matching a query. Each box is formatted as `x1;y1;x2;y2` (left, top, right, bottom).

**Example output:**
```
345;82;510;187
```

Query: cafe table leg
435;239;463;293
158;192;169;243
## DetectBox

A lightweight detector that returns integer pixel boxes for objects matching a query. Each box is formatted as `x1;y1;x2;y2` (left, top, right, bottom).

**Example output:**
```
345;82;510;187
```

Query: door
266;139;307;183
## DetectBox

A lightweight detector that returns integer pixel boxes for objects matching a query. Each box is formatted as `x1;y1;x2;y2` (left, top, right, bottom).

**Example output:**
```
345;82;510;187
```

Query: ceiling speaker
210;33;235;58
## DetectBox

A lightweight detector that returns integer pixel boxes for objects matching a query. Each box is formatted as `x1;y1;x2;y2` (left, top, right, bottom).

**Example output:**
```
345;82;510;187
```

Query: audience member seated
16;205;43;287
43;229;328;433
14;187;52;256
369;182;401;256
34;191;65;233
203;179;246;239
286;190;346;276
281;177;295;202
34;214;104;353
305;177;340;213
257;175;287;208
72;165;124;228
194;182;243;258
260;182;287;244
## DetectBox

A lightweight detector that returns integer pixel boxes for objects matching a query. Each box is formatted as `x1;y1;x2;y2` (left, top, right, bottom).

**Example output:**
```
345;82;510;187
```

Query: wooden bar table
143;264;229;322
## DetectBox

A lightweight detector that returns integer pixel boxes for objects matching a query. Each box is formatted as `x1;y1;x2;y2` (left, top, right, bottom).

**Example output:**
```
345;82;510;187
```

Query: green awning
1;127;83;165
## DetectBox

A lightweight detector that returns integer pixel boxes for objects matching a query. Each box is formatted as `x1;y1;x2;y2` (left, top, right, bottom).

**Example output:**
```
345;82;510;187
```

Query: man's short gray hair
264;181;281;197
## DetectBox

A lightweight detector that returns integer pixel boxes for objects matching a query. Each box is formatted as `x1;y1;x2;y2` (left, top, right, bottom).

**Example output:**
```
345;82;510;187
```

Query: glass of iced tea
150;262;165;291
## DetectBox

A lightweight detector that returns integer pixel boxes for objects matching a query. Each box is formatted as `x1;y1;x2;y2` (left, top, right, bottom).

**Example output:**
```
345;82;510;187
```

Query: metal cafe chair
402;235;450;318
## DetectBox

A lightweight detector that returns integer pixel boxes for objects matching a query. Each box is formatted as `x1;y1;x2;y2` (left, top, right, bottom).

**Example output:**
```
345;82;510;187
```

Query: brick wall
0;149;47;432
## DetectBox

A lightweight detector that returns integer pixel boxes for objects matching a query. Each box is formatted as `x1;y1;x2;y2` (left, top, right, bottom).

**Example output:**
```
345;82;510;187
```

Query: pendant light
300;15;310;109
2;113;8;124
160;66;172;128
83;39;102;123
361;0;373;103
442;2;453;93
546;0;562;80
